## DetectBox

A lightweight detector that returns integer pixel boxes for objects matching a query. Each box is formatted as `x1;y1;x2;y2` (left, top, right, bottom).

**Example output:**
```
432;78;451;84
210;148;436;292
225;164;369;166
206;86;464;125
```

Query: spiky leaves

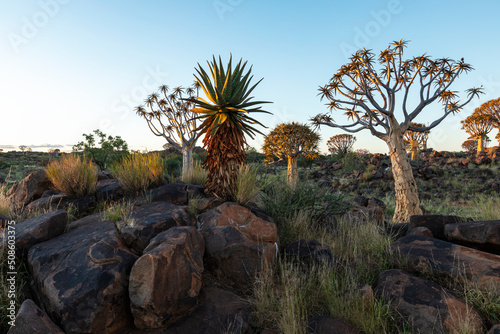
263;122;320;189
327;134;356;156
187;56;271;199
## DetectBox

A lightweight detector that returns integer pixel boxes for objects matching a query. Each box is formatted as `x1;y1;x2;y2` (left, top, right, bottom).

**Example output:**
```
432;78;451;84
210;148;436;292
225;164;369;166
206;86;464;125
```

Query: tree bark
181;147;194;180
387;127;423;223
478;136;485;153
287;156;298;190
410;140;418;160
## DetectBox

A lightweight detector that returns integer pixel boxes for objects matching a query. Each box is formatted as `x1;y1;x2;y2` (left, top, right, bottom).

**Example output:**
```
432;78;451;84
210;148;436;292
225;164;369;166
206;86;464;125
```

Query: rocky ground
1;148;500;333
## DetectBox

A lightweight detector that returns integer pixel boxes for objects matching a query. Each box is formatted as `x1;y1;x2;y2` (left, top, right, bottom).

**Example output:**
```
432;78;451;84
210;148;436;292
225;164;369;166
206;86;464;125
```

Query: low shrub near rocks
46;154;97;198
112;153;164;194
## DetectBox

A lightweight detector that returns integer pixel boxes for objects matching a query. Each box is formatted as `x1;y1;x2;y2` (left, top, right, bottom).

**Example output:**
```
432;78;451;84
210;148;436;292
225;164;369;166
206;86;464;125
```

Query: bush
46;154;98;198
182;160;207;186
231;164;260;205
162;153;183;177
112;153;164;194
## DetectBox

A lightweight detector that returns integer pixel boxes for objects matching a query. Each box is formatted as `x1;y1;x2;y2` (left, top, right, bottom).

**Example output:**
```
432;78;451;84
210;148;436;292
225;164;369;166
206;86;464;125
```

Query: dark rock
284;239;336;265
25;194;69;212
28;220;138;334
6;170;52;208
117;201;193;254
409;215;467;239
95;179;124;201
375;269;483;333
385;222;409;239
67;195;97;213
406;226;433;238
41;190;58;198
144;183;205;206
129;226;205;329
198;202;278;291
14;210;67;257
444;220;500;254
97;171;109;181
352;196;368;207
7;299;64;334
67;213;101;232
488;324;500;334
391;235;500;291
306;316;361;334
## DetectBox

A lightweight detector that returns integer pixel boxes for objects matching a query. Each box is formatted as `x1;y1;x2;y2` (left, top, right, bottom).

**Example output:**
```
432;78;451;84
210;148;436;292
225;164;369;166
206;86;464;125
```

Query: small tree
475;98;500;144
461;139;478;154
461;112;497;153
327;134;356;156
136;84;200;178
403;123;429;160
312;40;482;222
19;145;28;154
263;122;320;190
73;129;128;170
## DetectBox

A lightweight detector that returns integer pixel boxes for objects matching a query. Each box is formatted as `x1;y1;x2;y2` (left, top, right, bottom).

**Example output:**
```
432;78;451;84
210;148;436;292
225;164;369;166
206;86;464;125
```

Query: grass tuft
46;154;97;198
231;164;260;205
182;160;207;186
112;153;164;194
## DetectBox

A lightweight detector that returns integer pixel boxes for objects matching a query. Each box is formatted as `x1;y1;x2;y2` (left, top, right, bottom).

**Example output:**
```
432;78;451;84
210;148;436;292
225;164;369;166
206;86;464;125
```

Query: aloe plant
187;55;271;199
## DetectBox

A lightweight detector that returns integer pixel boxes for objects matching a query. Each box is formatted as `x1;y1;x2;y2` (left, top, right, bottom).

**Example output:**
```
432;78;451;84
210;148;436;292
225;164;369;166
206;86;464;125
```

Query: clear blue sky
1;0;500;153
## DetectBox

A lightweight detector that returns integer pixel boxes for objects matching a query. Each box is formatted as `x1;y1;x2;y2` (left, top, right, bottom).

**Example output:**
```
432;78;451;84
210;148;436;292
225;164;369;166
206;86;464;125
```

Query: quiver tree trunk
387;128;423;223
478;135;485;153
181;147;194;180
287;156;298;191
410;140;419;160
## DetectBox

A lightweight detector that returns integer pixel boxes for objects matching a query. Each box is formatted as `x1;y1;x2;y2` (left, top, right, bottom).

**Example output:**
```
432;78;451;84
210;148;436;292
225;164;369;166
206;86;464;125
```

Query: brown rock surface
6;170;52;208
445;220;500;254
7;299;64;334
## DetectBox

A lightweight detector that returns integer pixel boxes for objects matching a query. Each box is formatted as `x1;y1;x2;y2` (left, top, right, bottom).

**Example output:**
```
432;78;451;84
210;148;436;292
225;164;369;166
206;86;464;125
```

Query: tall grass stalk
46;154;97;198
232;164;260;205
181;161;207;186
112;153;164;194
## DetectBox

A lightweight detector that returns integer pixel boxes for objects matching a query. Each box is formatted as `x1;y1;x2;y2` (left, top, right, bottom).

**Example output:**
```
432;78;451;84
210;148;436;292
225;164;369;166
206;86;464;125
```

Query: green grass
46;154;97;198
181;160;207;186
112;153;165;195
231;164;260;205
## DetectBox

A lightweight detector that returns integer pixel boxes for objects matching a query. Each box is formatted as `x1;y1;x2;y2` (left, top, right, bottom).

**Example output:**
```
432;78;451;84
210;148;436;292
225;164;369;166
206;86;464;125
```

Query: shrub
112;153;164;194
182;160;208;186
46;154;97;198
231;164;260;205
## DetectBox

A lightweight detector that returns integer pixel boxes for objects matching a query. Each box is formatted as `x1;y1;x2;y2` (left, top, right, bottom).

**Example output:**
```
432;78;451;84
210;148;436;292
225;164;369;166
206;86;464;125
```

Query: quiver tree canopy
461;112;497;152
186;55;271;199
311;39;482;223
263;122;319;189
403;122;429;160
327;134;356;155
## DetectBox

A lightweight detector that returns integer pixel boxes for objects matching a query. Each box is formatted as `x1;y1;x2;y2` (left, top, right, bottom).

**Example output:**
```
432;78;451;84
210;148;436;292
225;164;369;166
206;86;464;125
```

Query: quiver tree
461;112;497;153
461;139;478;154
186;56;271;200
312;39;482;222
263;122;320;190
475;97;500;144
403;123;429;160
327;134;356;155
136;83;200;178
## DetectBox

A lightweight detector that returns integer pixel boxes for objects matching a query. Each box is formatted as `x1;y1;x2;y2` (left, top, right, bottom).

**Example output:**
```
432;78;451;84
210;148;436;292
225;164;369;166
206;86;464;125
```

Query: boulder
284;239;336;266
306;316;361;334
28;220;138;334
129;226;205;329
14;210;68;257
67;213;101;232
488;324;500;334
391;235;500;291
385;222;409;239
444;220;500;255
406;226;433;238
198;202;278;290
7;299;64;334
144;183;205;206
409;215;468;239
375;269;483;333
117;201;193;254
95;179;124;201
25;194;69;212
6;170;52;208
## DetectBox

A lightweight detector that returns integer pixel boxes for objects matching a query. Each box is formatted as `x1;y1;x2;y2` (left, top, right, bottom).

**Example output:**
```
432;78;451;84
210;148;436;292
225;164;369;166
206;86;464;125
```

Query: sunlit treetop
327;134;356;155
461;139;478;153
263;122;320;161
461;112;498;139
475;97;500;124
312;39;483;139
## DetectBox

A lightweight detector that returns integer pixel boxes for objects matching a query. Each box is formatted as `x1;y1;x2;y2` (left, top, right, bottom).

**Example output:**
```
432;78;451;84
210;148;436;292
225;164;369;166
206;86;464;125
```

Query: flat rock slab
375;269;483;333
445;220;500;255
28;220;138;334
118;201;193;254
129;226;205;329
123;287;252;334
14;209;67;257
7;299;64;334
391;235;500;292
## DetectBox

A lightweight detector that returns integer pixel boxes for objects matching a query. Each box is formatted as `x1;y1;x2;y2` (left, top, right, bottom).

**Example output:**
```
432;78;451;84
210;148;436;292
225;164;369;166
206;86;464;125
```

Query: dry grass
101;200;135;226
112;153;164;194
46;154;97;198
182;160;207;186
231;164;260;205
